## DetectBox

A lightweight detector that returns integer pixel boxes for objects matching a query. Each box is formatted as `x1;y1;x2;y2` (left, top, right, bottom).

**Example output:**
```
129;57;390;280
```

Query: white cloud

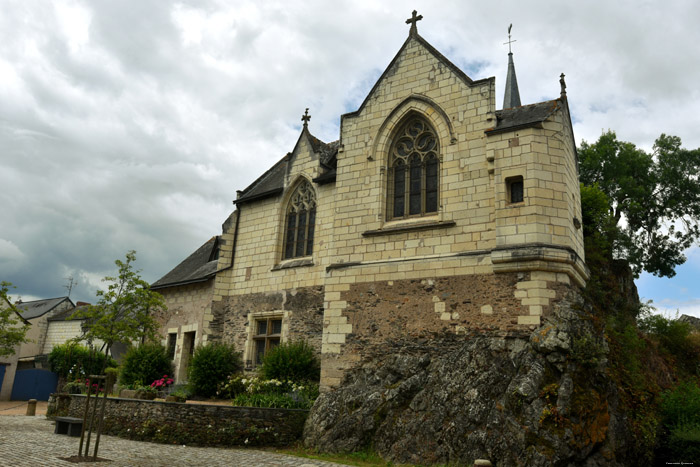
0;239;25;262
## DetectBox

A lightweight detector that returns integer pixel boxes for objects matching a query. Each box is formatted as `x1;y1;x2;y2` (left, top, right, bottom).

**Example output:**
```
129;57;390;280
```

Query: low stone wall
53;394;308;447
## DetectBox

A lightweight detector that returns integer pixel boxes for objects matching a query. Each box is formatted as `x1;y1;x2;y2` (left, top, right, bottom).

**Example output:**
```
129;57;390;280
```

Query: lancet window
387;116;439;220
283;181;316;259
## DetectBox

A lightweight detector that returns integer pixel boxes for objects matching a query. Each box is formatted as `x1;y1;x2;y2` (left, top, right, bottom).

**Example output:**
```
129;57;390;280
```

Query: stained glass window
387;116;439;219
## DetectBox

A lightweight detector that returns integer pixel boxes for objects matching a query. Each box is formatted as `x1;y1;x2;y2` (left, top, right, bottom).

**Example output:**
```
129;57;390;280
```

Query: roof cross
406;10;423;36
503;23;516;53
301;108;311;127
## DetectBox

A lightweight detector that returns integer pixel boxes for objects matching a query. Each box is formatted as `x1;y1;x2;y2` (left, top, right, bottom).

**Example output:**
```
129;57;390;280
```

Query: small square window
507;176;524;204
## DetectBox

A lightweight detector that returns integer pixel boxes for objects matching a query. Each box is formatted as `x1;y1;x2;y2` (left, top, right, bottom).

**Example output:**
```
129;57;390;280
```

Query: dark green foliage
660;382;700;461
48;343;117;379
188;342;242;398
661;381;700;427
120;343;173;388
260;340;320;383
232;392;314;409
579;131;700;278
638;313;700;376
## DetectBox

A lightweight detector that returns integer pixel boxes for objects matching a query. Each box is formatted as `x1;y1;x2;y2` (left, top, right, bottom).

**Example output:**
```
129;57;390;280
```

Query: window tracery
387;116;439;219
283;181;316;259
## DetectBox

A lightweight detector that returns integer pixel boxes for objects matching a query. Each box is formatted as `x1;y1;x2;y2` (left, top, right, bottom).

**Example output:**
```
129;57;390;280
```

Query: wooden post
78;381;92;456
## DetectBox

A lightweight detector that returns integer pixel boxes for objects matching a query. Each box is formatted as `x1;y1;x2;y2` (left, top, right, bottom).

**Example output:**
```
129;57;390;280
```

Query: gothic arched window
283;181;316;259
387;116;439;219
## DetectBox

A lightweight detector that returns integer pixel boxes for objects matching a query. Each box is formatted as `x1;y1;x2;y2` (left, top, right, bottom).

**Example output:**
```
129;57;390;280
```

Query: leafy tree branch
579;131;700;277
0;281;29;357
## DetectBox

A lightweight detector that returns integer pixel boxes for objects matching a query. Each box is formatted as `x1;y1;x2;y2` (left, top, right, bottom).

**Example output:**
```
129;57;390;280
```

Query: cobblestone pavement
0;416;344;467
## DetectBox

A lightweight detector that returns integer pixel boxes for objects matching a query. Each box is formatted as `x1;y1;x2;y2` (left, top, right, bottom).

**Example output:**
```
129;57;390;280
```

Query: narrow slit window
507;176;524;204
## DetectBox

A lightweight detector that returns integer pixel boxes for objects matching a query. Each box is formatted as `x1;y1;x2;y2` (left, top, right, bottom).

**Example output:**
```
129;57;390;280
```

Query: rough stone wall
209;285;324;367
321;269;572;388
306;287;635;466
64;395;308;447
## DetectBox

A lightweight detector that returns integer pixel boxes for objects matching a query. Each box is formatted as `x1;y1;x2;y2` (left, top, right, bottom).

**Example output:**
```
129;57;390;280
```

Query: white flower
244;438;249;444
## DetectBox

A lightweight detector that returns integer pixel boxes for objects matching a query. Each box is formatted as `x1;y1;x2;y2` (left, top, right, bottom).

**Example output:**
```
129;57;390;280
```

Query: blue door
0;365;6;394
11;369;58;401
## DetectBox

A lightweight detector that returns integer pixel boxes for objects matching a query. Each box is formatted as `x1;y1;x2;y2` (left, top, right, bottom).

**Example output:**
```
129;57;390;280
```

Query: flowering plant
150;374;174;389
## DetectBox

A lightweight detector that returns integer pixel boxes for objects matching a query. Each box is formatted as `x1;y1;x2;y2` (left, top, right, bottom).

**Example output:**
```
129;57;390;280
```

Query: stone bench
54;416;83;437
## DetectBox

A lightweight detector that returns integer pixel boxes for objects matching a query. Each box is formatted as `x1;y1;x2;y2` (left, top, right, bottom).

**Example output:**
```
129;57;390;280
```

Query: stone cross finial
560;73;567;97
301;108;311;127
406;10;423;36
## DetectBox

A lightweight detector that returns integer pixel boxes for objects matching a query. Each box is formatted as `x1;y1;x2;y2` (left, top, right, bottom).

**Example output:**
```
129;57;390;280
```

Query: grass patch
276;445;408;466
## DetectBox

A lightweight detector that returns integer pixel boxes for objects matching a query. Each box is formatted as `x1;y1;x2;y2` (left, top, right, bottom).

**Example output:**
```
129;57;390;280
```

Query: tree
0;281;29;357
72;251;165;357
579;131;700;277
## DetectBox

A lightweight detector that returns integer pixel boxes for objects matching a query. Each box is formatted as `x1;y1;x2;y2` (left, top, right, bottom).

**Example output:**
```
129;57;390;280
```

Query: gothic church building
154;13;587;390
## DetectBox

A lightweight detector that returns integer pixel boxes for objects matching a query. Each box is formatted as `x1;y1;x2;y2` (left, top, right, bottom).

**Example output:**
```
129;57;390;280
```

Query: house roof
16;297;74;320
486;99;561;135
151;236;220;290
47;304;86;322
235;131;339;205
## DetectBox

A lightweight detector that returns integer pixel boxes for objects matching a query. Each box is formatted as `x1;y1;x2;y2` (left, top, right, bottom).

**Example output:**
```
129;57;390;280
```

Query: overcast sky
1;0;699;317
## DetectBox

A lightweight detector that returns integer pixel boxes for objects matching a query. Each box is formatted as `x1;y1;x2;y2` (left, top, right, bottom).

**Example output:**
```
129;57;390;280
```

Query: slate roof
151;236;220;290
16;297;74;320
486;99;561;135
235;132;339;204
47;304;86;322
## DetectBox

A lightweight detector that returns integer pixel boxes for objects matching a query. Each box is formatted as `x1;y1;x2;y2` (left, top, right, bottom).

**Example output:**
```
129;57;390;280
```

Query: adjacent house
0;296;74;400
151;236;220;382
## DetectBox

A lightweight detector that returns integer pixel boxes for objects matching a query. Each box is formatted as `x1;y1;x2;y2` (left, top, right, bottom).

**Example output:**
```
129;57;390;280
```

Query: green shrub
232;392;312;409
228;376;319;409
260;340;320;383
667;421;700;461
188;342;242;398
662;381;700;426
48;342;117;379
120;343;173;388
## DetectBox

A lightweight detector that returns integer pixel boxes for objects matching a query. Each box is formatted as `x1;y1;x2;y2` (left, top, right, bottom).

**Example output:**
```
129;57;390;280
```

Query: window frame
386;116;440;220
283;180;317;260
506;176;525;204
251;316;283;367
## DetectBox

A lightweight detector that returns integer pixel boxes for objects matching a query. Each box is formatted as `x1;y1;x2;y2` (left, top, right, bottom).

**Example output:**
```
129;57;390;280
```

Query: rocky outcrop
304;291;635;466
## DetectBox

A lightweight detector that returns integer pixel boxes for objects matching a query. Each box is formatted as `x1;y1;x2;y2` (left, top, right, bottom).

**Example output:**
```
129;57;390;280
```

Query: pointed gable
343;32;488;122
235;128;338;205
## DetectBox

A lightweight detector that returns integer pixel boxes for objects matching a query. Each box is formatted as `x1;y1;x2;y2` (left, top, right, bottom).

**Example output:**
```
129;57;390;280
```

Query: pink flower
167;379;174;385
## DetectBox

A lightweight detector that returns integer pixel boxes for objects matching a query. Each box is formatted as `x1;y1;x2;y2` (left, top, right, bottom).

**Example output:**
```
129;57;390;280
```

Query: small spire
560;73;567;98
301;108;311;128
502;24;522;109
406;10;423;37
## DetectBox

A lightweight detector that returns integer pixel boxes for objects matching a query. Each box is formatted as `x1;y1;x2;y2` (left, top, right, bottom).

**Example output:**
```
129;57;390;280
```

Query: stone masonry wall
209;285;324;366
64;395;307;447
321;269;574;387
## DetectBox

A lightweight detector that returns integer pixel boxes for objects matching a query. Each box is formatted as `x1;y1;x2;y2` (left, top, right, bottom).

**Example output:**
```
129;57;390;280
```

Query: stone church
153;12;587;390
